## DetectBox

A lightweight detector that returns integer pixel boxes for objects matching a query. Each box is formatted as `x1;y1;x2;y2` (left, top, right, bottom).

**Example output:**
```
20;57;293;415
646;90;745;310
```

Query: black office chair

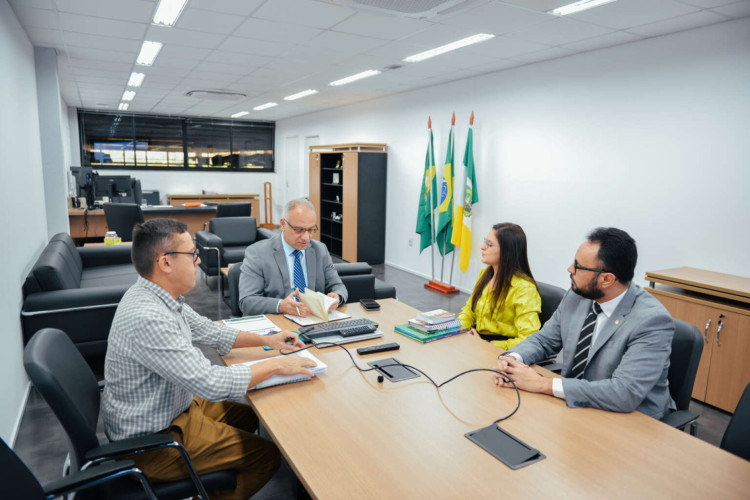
720;381;750;460
23;328;237;500
132;179;143;206
660;319;703;435
1;437;158;500
216;202;252;218
196;217;269;278
103;203;145;242
532;281;566;373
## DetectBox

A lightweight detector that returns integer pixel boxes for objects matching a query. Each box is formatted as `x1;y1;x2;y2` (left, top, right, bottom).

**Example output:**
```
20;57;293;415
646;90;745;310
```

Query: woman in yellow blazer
458;223;541;350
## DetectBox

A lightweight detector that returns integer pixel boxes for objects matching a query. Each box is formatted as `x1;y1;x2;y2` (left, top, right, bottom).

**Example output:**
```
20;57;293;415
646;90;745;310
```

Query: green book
394;324;469;344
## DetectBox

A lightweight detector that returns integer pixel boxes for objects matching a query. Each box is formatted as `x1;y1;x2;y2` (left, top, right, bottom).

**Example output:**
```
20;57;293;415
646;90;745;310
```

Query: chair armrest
22;285;129;313
257;227;274;240
660;409;700;430
78;245;133;268
43;459;140;498
85;434;175;462
195;230;223;248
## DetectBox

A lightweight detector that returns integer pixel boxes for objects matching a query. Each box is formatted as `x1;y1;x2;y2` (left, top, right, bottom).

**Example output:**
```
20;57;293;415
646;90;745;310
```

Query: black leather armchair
21;233;138;376
103;203;144;242
195;217;271;277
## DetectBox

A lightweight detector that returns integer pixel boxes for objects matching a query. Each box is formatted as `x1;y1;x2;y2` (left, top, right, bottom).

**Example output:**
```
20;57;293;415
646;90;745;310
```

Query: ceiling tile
462;35;551;59
69;58;132;71
568;0;700;30
511;46;578;63
9;0;54;9
175;8;245;34
711;1;750;17
145;25;226;49
626;10;730;37
233;18;322;43
399;22;489;48
25;27;65;46
11;6;60;30
440;1;552;34
189;0;265;16
305;31;387;53
560;30;642;52
218;36;294;57
61;31;141;52
157;44;211;63
194;60;255;77
508;17;614;46
331;11;433;40
253;0;356;28
678;0;740;7
58;12;147;39
54;0;154;23
203;50;274;67
64;46;134;63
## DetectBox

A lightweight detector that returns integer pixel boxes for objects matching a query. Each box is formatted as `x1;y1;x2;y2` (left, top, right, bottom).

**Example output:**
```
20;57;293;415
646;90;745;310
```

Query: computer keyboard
302;318;379;340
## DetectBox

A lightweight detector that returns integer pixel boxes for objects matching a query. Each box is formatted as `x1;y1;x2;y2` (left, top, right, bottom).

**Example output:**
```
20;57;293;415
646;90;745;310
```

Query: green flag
435;125;454;256
416;127;437;253
451;115;478;273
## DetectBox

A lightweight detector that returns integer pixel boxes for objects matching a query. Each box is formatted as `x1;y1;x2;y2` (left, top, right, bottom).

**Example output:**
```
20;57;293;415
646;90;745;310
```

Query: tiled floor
14;264;733;494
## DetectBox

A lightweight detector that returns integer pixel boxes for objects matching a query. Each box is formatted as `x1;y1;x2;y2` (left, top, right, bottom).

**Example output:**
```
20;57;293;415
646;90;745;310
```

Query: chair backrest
536;281;565;326
132;179;143;206
720;381;750;460
668;319;703;411
23;328;102;471
216;202;252;218
209;217;258;246
0;438;45;500
103;203;145;242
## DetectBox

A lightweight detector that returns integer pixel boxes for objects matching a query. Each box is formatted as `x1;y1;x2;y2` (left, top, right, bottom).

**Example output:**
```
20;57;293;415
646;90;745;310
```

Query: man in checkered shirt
102;218;315;500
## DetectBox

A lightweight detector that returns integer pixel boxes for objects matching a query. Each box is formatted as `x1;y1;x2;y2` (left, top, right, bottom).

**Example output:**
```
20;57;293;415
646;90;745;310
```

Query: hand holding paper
298;288;339;321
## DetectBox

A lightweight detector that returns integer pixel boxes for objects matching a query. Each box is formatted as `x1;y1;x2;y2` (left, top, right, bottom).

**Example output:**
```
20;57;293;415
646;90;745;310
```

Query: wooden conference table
223;299;749;499
68;206;216;240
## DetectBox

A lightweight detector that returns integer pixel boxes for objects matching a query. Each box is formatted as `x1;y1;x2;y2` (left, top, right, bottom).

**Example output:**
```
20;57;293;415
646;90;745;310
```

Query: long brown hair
471;223;536;312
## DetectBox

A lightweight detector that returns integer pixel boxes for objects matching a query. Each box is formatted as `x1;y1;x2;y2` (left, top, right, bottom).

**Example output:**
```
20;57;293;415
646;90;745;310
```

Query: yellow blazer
458;272;541;350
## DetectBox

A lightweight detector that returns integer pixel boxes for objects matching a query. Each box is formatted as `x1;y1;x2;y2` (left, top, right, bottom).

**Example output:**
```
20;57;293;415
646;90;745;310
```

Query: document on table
222;315;281;335
283;309;351;326
240;350;327;390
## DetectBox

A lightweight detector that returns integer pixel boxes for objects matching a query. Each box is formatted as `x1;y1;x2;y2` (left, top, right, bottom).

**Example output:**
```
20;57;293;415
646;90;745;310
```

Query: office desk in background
68;206;216;240
167;194;260;219
223;299;749;499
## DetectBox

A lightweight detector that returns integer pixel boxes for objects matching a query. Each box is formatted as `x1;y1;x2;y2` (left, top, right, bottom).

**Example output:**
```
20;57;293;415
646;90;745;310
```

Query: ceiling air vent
185;90;247;101
321;0;476;18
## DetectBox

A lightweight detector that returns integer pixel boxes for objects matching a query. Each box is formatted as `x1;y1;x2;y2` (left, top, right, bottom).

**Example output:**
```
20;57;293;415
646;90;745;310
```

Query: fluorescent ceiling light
329;70;381;87
118;103;129;110
152;0;188;27
136;41;163;66
549;0;616;16
231;111;249;118
403;33;494;63
253;102;278;111
127;72;145;87
284;89;319;101
122;90;136;101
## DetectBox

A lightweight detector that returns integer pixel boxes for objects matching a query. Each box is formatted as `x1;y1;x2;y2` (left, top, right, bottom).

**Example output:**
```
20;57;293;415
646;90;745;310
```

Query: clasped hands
493;356;553;395
278;289;340;317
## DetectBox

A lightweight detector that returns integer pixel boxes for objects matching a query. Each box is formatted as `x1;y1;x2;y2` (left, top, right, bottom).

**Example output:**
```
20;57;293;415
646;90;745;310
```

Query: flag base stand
424;280;460;294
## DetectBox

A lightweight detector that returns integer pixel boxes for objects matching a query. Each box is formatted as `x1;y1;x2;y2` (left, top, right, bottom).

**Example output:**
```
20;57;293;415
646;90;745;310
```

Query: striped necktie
569;301;603;380
292;249;306;293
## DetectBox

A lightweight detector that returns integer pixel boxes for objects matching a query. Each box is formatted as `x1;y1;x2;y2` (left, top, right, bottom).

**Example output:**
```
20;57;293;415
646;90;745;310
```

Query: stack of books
395;309;469;344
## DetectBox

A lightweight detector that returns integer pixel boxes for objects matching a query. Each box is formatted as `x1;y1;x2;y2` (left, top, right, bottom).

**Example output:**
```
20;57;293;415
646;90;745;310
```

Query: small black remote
357;342;400;355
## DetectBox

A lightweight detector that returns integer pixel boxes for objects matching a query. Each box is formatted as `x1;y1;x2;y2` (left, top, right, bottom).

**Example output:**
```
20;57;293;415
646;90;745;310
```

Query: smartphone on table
360;299;380;311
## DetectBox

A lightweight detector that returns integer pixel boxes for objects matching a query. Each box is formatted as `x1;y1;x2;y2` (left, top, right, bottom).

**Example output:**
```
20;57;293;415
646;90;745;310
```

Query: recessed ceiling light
118;103;129;110
127;72;145;87
329;70;381;87
152;0;188;27
284;89;319;101
549;0;617;16
253;102;278;111
136;41;163;66
403;34;495;63
122;91;136;101
231;111;249;118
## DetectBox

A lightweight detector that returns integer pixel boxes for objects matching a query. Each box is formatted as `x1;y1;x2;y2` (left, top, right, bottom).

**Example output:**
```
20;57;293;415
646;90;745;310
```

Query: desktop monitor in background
94;175;133;202
70;166;96;208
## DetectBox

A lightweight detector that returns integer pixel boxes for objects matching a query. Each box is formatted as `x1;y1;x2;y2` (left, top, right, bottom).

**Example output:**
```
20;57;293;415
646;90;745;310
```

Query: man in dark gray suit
494;227;675;419
238;198;347;316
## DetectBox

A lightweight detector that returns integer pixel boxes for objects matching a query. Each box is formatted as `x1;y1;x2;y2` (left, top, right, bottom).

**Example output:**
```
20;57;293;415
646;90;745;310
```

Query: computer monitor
94;175;133;201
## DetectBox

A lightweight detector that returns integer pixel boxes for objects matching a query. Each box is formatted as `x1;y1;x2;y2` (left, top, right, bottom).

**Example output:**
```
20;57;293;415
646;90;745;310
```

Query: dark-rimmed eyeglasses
285;221;318;235
572;261;608;274
161;249;199;263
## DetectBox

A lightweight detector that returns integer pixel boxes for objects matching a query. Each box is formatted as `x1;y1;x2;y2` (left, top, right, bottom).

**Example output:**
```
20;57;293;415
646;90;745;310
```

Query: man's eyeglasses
285;221;318;235
161;249;200;263
572;261;608;274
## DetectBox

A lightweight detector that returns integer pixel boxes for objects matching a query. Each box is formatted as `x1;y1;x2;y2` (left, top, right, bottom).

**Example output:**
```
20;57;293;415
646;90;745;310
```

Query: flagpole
428;117;435;281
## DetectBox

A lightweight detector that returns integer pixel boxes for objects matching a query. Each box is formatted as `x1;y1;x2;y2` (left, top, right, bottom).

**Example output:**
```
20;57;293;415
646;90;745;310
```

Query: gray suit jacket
238;234;347;316
508;283;675;419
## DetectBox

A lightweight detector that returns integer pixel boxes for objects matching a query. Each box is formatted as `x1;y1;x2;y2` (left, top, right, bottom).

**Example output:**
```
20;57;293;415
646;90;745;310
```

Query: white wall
276;18;750;292
0;0;49;443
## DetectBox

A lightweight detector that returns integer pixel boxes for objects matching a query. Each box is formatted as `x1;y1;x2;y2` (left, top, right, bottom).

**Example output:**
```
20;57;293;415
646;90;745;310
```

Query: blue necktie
293;249;306;293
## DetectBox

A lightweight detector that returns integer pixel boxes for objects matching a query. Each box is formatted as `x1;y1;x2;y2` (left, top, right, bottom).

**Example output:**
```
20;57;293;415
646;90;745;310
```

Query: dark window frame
78;109;275;173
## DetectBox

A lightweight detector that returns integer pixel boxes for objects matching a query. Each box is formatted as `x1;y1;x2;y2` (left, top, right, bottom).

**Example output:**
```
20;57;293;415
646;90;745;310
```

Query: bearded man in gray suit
494;227;675;419
238;198;347;317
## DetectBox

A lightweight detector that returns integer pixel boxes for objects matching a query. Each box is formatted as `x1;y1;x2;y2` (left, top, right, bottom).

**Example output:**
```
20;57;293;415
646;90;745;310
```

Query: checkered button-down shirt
102;277;252;441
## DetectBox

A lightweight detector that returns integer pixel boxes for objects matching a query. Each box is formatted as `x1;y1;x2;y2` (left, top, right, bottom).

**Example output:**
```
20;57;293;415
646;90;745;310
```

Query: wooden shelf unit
646;267;750;413
309;143;387;263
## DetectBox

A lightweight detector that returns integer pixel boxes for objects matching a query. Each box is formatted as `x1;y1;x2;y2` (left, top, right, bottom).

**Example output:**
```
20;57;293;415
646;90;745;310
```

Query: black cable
279;342;521;425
